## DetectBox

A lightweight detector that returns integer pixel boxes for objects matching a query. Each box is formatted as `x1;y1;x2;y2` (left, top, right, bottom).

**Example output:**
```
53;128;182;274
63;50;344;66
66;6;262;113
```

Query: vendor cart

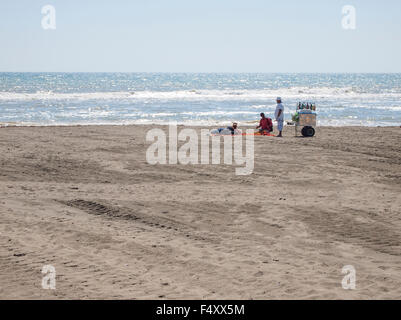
295;112;316;137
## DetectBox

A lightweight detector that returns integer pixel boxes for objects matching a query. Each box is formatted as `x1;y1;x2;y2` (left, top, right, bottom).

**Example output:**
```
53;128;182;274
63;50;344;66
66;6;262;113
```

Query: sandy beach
0;124;400;299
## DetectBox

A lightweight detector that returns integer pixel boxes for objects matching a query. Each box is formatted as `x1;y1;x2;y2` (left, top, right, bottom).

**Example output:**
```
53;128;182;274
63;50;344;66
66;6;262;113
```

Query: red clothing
260;118;272;131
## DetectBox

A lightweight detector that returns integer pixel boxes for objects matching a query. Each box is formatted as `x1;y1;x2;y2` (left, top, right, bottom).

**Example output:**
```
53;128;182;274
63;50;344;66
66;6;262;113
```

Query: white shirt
275;103;284;121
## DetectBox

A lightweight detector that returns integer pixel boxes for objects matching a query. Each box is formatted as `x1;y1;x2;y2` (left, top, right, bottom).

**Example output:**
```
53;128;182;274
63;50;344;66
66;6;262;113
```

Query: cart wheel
302;126;315;137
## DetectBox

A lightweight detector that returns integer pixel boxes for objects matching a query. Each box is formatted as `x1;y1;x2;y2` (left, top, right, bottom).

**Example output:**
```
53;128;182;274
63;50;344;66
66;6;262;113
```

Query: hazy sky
1;0;400;72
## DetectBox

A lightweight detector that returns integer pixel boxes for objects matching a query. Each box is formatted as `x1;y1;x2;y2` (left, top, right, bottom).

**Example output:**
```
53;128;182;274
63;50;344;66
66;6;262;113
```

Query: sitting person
256;113;273;134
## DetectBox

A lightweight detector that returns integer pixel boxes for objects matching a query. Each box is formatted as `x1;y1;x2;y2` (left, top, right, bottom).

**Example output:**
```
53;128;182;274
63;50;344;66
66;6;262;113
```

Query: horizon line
1;71;401;74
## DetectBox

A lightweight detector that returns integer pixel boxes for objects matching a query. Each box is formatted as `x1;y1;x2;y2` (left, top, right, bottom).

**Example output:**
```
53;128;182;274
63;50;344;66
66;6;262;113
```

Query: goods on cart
293;102;317;137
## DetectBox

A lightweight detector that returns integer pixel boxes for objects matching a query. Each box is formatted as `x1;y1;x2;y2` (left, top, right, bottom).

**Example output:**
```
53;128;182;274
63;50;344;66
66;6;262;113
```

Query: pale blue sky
0;0;400;72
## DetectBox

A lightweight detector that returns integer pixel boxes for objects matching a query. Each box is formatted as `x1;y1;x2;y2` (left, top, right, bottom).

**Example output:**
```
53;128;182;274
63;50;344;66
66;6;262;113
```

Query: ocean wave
1;87;401;102
2;118;399;128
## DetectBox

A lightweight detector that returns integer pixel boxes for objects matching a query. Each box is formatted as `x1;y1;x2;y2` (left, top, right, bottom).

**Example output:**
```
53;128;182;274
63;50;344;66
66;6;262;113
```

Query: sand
0;125;400;300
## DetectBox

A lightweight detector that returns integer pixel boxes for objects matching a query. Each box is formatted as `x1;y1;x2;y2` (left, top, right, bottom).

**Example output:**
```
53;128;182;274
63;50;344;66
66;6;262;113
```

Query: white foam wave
3;117;399;128
1;87;401;102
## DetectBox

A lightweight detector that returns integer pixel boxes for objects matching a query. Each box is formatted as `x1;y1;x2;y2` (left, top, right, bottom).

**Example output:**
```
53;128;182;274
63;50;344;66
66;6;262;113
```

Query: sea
0;73;400;127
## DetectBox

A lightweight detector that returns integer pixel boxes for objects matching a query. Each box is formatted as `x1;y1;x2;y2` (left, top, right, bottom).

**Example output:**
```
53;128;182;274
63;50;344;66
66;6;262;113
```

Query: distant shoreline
1;123;400;129
2;72;401;74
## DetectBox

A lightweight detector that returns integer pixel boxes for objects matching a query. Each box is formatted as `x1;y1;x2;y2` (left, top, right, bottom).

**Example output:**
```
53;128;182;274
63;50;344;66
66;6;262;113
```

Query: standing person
256;113;273;134
275;97;284;137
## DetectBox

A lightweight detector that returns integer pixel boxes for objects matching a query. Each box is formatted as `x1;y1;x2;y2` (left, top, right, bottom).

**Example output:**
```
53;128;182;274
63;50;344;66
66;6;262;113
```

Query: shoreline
1;122;400;128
